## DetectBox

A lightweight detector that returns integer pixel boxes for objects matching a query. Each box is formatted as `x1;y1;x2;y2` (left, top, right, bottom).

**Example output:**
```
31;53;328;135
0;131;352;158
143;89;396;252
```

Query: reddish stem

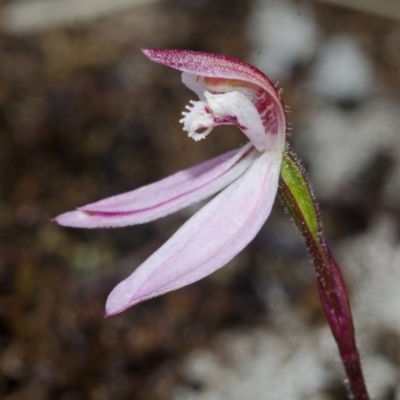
278;153;369;400
309;236;369;400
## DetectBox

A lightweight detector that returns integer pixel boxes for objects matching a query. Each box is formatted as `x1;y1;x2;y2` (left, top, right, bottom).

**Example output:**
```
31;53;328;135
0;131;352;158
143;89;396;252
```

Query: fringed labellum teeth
179;100;214;141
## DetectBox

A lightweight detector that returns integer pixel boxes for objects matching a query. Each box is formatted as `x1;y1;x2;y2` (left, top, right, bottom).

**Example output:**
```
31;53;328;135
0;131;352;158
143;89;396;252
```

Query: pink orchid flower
54;49;287;316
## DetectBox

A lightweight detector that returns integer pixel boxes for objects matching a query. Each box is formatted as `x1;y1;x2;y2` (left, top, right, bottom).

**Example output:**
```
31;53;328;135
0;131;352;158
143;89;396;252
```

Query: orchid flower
54;49;370;399
54;49;287;316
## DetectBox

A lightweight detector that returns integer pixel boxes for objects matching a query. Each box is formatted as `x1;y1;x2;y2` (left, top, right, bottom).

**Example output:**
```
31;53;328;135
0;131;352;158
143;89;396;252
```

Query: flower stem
279;145;369;400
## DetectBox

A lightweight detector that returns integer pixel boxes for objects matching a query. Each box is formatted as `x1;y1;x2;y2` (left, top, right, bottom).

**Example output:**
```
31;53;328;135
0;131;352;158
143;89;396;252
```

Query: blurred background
1;0;400;399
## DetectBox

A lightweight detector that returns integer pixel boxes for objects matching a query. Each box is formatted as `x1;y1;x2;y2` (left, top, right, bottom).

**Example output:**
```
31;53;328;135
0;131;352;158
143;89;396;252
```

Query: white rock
339;217;400;336
297;99;400;200
171;303;336;400
247;0;319;81
309;35;374;101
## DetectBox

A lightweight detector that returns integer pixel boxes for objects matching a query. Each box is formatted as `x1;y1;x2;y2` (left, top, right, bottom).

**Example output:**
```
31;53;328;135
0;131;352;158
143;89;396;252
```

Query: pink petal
105;148;282;316
53;144;256;228
142;48;278;97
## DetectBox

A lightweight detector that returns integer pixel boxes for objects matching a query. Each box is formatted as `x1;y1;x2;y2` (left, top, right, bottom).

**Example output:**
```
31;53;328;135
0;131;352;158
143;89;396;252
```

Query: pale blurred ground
0;0;400;399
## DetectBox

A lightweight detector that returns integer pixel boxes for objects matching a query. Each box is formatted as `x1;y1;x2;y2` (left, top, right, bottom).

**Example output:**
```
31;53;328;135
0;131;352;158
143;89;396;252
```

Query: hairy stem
279;145;369;400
